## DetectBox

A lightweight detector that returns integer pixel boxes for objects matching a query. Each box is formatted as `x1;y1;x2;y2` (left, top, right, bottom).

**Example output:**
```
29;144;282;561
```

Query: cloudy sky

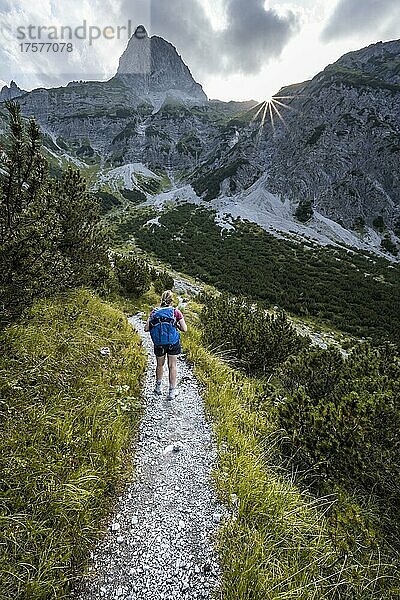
1;0;400;100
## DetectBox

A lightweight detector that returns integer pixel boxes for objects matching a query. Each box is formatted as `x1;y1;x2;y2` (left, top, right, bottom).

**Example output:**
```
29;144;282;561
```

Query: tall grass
0;289;146;599
182;315;398;599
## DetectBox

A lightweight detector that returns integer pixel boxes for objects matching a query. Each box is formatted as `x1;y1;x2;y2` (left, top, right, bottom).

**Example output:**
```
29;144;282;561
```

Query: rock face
330;39;400;84
0;81;26;102
5;29;211;170
116;26;207;106
190;39;400;233
265;39;400;230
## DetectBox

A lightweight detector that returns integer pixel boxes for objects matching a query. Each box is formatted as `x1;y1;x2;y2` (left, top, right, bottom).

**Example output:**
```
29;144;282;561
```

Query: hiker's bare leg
156;355;166;382
167;354;177;388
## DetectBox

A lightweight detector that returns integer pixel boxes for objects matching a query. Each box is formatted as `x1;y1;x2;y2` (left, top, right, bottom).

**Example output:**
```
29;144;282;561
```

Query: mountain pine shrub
0;102;108;325
0;102;68;323
294;197;314;222
152;269;175;294
55;166;109;285
380;233;398;256
372;215;385;232
278;342;400;532
200;293;310;376
114;254;151;297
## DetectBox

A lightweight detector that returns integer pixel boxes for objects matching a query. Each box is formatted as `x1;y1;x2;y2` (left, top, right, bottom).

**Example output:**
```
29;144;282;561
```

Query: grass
0;289;146;599
181;305;398;599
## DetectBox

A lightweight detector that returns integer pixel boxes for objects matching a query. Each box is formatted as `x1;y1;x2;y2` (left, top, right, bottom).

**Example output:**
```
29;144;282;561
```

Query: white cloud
194;0;400;101
322;0;400;42
0;0;135;88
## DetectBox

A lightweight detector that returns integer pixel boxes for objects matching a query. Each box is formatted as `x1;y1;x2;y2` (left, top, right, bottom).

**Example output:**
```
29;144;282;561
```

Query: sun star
249;92;305;143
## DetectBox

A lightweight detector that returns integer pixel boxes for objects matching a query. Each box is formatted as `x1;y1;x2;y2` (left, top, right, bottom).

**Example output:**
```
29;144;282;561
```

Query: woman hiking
144;290;187;400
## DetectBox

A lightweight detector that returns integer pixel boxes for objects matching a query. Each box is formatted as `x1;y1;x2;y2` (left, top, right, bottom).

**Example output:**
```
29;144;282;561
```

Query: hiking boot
154;382;162;396
167;387;176;401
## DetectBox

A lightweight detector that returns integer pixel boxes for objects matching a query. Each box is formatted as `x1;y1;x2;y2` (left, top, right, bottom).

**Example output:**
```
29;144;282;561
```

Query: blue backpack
149;307;180;346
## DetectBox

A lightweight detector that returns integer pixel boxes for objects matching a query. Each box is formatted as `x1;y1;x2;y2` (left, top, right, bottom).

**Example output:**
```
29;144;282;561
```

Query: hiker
144;290;187;400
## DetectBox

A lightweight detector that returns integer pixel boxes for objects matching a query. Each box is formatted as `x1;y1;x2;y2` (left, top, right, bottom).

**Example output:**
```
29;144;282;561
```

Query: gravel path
75;313;222;600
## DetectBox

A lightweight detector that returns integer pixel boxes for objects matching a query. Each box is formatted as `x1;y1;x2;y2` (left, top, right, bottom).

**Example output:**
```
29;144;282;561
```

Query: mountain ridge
1;35;399;258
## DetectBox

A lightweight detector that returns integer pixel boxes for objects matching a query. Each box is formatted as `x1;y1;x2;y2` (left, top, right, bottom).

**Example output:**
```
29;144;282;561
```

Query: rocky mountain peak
116;27;207;105
324;39;400;84
0;80;26;101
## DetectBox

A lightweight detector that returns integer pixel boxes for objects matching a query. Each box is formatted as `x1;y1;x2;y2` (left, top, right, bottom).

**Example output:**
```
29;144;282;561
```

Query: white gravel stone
213;512;223;524
163;444;175;455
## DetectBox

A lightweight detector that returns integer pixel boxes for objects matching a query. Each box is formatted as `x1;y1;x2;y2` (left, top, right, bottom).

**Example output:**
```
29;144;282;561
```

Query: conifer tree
0;102;68;323
0;102;108;324
55;167;109;286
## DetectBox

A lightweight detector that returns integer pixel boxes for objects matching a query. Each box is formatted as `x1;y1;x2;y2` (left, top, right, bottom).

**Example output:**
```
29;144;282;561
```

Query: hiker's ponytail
160;290;173;307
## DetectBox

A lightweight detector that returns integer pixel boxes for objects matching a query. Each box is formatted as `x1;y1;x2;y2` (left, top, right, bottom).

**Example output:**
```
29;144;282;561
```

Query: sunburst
250;93;304;142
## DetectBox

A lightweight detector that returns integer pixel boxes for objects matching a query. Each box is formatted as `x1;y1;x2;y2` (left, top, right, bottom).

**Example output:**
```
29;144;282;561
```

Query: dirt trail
75;313;221;600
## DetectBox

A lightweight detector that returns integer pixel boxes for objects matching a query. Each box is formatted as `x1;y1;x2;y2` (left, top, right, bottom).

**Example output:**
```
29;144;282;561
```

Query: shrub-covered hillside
0;102;108;325
183;293;400;599
113;204;400;344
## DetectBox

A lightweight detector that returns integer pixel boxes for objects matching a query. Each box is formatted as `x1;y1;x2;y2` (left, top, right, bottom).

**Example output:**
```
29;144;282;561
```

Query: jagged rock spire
116;28;207;104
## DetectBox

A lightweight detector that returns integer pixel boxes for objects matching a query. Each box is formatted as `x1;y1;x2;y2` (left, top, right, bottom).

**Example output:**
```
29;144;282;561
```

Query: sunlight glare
249;92;304;142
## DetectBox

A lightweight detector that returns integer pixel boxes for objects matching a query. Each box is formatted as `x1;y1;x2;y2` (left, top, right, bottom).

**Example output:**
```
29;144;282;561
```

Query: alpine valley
1;29;400;280
3;23;400;600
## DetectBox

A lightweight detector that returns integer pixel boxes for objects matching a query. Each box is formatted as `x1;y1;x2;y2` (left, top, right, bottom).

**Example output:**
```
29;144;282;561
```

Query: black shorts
154;342;182;357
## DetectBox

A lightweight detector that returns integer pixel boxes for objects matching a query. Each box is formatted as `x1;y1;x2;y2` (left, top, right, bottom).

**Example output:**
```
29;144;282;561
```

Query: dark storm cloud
221;0;299;73
322;0;400;41
121;0;301;76
149;0;214;73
